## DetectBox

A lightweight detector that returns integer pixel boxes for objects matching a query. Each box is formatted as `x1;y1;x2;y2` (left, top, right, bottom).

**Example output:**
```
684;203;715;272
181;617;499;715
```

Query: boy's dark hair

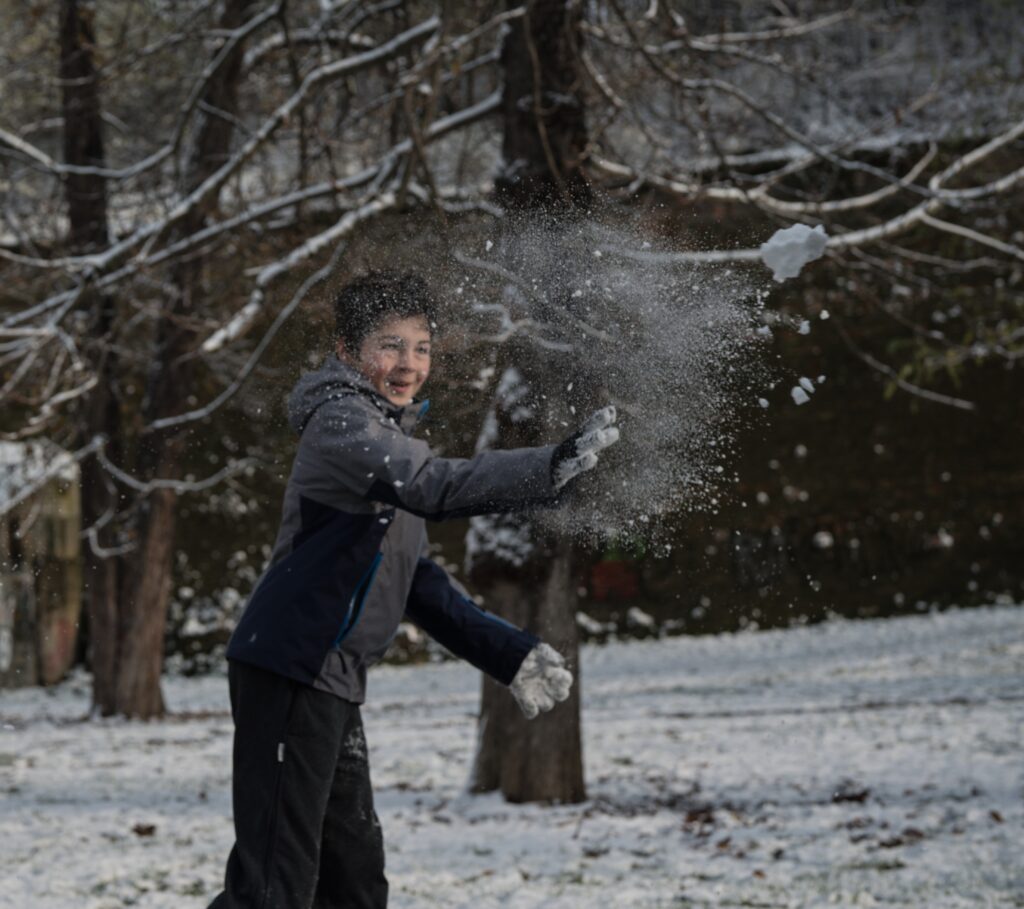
332;270;440;350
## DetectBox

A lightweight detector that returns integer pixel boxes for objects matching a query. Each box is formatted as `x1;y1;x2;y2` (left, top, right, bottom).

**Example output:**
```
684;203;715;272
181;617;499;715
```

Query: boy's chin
382;380;422;405
384;389;415;406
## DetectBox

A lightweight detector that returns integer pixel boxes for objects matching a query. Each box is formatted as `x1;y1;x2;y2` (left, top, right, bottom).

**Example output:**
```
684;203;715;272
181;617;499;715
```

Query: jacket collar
323;358;428;434
290;354;425;436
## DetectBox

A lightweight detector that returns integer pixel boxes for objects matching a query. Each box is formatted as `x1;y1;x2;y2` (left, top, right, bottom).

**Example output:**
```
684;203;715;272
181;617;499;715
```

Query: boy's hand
551;406;619;491
509;643;574;719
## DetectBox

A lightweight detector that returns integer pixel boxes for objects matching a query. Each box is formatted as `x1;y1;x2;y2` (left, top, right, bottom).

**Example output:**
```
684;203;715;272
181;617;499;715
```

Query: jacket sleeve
307;399;560;520
403;555;538;685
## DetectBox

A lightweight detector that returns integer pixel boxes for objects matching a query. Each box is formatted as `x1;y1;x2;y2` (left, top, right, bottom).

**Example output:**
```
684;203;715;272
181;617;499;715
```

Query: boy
208;271;618;909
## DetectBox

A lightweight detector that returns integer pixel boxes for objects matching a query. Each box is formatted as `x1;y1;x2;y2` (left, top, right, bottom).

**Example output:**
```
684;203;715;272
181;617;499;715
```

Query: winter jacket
226;356;559;703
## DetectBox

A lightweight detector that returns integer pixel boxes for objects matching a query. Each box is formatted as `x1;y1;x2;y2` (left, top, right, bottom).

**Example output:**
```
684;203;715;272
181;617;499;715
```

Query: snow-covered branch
167;1;284;159
95;443;256;495
193;89;500;352
0;435;102;518
595;116;1024;276
148;242;347;432
200;188;400;355
690;9;854;45
13;15;441;283
592;144;939;215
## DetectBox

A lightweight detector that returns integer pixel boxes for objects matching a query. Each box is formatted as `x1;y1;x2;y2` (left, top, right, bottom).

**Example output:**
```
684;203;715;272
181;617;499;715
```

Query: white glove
509;643;574;720
551;405;620;491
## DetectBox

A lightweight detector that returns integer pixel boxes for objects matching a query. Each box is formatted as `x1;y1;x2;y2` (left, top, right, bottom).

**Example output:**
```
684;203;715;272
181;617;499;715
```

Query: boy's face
337;315;432;407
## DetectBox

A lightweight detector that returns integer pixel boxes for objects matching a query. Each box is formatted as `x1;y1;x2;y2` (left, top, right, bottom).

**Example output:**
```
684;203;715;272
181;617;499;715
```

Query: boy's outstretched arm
403;556;573;718
310;401;619;520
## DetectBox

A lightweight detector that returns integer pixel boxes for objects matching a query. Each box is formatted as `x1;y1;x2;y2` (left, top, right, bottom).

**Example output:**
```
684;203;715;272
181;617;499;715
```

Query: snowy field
1;606;1022;909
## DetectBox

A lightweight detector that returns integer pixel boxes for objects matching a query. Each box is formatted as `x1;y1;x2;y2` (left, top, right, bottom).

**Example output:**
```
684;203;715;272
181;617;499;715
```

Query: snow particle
812;530;834;549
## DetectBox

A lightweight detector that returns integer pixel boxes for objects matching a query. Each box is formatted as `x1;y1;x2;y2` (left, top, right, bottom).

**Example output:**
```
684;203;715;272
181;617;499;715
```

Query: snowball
758;398;770;409
798;376;815;393
485;239;493;252
759;224;829;282
791;386;810;405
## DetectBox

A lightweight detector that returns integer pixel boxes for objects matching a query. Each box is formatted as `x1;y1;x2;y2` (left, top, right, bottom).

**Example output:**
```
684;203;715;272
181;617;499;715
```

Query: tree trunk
114;487;178;716
109;0;256;719
59;0;125;713
59;0;108;252
468;0;592;804
55;0;253;719
467;366;588;804
471;553;585;803
495;0;590;209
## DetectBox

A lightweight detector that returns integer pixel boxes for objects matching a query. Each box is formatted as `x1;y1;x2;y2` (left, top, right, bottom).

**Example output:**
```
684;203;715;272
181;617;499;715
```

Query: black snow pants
207;661;388;909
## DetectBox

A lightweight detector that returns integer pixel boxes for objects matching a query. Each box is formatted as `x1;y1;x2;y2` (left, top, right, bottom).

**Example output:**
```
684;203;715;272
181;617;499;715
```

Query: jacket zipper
334;551;383;646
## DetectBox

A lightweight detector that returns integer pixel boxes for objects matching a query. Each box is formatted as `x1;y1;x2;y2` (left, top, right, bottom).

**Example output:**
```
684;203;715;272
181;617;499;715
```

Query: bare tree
1;1;512;716
111;0;258;719
1;1;1021;766
468;0;1024;803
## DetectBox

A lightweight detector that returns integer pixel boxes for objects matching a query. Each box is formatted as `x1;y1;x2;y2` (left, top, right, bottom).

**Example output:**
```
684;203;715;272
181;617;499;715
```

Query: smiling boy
208;271;618;909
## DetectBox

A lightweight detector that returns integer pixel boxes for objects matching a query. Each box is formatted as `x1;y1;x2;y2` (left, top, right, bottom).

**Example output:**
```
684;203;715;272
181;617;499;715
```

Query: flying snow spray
449;212;828;549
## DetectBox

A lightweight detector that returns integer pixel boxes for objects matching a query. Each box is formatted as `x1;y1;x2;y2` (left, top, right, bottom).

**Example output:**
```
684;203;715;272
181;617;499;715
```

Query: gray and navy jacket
226;356;559;703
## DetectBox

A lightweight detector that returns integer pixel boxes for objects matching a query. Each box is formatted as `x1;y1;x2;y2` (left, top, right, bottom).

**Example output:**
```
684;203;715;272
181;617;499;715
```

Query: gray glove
551;405;619;491
509;643;574;719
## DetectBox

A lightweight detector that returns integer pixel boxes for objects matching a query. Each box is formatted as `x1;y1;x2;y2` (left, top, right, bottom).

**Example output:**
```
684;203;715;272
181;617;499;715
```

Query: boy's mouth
387;379;412;395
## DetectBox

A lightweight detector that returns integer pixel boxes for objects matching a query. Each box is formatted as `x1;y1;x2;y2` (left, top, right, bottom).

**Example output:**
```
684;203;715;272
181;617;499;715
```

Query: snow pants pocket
208;661;387;909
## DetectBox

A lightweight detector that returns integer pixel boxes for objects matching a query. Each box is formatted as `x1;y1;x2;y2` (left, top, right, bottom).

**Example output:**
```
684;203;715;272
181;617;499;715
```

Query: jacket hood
287;356;422;434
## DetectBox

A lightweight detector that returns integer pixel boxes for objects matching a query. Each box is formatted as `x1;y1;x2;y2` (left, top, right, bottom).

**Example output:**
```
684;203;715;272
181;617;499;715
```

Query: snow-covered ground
1;606;1022;908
